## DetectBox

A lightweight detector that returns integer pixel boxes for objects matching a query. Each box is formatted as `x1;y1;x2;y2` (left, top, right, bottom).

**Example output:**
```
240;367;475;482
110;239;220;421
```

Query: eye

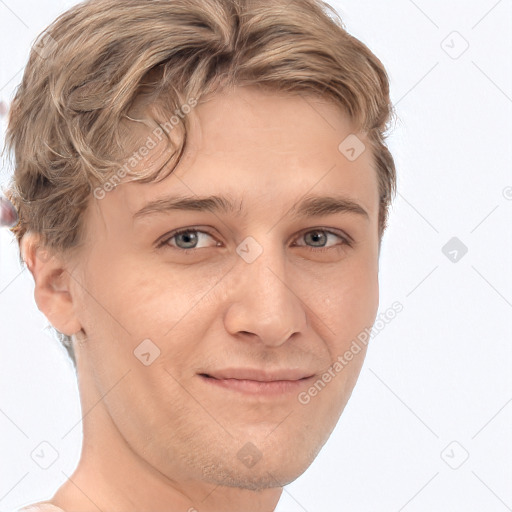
293;228;352;252
157;228;220;251
156;227;352;253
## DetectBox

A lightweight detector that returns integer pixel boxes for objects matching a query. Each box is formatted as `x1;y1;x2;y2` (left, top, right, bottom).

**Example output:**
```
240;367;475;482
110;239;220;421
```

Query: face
69;85;380;490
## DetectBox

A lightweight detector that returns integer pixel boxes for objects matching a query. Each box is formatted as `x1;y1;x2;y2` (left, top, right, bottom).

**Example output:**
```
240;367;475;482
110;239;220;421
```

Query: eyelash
156;227;353;253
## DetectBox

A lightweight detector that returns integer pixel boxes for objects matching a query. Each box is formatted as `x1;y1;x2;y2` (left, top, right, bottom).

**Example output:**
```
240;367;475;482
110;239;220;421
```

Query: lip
198;368;316;396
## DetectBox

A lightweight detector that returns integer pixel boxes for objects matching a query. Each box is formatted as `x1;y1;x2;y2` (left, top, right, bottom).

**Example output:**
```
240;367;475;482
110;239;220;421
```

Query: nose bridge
224;238;307;346
246;249;290;311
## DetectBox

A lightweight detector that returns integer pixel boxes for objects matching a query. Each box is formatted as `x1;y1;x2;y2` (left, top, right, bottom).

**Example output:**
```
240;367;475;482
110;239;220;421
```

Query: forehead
91;86;379;227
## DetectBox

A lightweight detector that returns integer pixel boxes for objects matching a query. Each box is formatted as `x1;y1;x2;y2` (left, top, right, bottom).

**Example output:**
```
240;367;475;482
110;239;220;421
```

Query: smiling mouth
198;371;316;396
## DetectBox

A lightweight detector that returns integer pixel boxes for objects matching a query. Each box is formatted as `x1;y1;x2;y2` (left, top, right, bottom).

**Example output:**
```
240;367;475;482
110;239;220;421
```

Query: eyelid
156;227;219;249
292;226;353;247
157;226;353;250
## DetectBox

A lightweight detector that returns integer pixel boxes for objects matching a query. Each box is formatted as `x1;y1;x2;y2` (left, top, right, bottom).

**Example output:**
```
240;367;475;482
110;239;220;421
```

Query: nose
223;244;308;348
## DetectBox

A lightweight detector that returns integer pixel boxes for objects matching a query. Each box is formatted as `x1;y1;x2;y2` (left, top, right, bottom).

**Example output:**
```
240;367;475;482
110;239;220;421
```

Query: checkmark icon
30;441;59;469
440;441;469;470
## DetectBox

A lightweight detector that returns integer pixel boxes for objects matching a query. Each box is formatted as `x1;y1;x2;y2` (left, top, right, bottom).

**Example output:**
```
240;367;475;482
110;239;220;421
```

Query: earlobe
21;232;83;336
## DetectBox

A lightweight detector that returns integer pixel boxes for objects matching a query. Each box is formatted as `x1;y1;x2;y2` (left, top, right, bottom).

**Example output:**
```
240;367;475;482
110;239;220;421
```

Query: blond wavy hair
3;0;397;366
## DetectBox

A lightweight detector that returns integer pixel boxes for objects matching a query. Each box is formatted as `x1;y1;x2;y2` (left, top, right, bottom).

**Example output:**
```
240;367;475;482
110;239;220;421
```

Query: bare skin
22;85;380;512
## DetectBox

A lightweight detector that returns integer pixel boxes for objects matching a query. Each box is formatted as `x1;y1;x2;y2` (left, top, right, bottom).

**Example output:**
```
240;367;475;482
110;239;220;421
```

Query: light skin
22;85;380;512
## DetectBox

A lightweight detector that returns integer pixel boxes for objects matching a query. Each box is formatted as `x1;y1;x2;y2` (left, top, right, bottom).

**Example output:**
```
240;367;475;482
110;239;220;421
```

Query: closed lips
199;368;316;381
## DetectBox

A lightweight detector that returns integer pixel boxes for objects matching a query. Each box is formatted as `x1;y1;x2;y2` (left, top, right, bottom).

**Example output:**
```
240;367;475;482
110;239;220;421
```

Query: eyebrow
133;193;369;221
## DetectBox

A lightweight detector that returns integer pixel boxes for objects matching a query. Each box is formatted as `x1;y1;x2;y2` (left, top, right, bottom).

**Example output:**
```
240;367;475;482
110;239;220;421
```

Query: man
5;0;396;510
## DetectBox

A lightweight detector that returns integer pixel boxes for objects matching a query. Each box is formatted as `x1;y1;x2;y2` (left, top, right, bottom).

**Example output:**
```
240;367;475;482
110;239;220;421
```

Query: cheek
316;258;379;346
77;252;201;334
304;265;377;423
75;258;229;390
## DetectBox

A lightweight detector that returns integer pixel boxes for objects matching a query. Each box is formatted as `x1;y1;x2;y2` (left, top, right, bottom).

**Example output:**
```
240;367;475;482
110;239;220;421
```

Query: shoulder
16;502;67;512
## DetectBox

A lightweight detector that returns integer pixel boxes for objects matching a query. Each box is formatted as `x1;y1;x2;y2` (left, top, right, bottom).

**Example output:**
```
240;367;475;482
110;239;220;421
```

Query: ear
21;232;82;336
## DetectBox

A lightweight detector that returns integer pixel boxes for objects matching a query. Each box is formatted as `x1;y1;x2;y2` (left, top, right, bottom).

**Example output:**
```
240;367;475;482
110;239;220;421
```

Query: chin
201;461;310;491
198;432;326;491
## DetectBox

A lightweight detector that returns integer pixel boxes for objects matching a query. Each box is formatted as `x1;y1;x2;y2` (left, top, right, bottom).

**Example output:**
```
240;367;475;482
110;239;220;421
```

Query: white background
1;0;511;511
